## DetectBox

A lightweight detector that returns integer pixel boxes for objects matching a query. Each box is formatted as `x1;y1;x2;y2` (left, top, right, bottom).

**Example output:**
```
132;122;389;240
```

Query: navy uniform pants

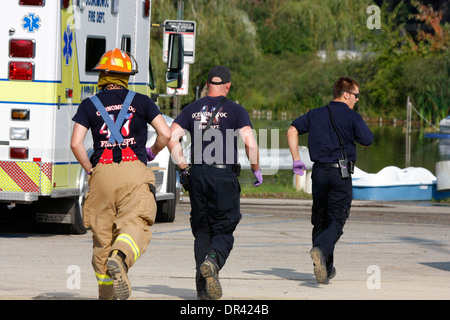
188;164;241;293
311;165;352;274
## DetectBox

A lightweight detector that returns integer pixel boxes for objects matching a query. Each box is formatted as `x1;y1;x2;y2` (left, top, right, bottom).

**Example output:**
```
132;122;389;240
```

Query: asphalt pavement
1;198;450;304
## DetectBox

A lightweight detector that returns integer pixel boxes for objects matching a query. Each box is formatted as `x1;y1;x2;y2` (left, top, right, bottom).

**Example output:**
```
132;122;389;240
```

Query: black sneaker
310;247;329;284
200;258;222;299
107;250;131;300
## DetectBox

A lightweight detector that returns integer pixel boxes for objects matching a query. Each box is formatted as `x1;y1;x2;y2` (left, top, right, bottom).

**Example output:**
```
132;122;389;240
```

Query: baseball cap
207;66;231;85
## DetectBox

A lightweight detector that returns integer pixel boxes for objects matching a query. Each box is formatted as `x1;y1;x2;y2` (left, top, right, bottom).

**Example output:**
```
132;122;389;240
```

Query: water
356;125;444;175
240;119;445;187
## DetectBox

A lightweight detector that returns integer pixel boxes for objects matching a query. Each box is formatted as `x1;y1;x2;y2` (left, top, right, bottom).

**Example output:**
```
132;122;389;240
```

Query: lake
240;119;447;187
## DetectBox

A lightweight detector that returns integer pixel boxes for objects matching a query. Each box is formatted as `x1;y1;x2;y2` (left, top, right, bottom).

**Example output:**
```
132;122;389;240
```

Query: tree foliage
150;0;450;123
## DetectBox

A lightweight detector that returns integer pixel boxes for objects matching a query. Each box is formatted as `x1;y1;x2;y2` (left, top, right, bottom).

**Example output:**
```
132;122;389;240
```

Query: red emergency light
61;0;70;9
143;0;150;17
9;62;34;81
10;39;35;58
10;147;29;160
20;0;45;5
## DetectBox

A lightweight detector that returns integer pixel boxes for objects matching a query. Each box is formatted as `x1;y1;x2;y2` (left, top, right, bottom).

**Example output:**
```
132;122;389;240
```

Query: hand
293;160;306;176
146;147;156;161
179;166;191;191
252;169;263;187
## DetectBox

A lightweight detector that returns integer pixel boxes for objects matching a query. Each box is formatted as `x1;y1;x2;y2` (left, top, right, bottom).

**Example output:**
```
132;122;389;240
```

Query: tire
156;158;177;222
33;196;87;235
71;167;89;234
68;195;87;235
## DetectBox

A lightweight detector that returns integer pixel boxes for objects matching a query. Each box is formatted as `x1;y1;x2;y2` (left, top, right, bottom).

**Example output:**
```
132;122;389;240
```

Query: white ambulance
0;0;180;234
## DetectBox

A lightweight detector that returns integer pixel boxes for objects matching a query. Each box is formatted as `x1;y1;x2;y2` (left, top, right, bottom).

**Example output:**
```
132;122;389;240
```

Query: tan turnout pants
82;160;157;299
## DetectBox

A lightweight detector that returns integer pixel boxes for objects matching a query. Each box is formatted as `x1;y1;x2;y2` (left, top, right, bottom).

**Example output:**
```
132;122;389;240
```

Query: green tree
149;1;449;122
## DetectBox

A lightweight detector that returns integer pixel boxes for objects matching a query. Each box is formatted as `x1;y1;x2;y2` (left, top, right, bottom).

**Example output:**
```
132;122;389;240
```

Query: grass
240;184;312;199
181;184;312;199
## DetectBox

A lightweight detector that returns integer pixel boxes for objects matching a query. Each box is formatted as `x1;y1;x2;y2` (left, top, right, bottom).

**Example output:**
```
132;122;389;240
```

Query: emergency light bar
9;39;35;58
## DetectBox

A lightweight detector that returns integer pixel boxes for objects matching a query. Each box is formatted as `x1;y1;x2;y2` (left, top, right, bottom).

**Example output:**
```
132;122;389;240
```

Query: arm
149;114;171;155
167;122;188;170
287;125;306;176
71;123;92;173
239;125;259;171
287;125;300;161
355;121;374;147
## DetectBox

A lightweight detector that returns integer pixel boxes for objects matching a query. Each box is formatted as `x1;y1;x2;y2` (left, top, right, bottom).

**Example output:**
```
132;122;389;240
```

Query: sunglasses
345;91;359;99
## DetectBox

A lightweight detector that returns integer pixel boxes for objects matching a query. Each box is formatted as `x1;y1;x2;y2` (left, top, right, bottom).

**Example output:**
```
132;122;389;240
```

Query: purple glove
252;169;263;187
293;160;306;176
146;147;156;162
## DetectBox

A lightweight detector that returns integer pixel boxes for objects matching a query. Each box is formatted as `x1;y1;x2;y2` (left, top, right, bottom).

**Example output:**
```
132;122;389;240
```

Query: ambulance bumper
0;192;39;203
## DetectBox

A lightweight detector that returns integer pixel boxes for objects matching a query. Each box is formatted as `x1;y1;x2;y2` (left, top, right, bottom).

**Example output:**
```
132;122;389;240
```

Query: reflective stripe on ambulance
0;161;52;194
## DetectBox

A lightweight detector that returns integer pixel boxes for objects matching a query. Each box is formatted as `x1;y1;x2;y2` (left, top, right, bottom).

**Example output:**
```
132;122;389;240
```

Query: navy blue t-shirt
174;95;252;164
72;89;161;166
291;101;373;163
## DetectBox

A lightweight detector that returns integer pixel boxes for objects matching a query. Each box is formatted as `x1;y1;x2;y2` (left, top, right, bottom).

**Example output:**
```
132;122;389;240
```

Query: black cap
207;66;231;85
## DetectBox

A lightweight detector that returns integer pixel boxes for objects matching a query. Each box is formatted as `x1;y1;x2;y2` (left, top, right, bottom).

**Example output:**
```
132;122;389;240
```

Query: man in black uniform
287;76;373;284
168;66;262;299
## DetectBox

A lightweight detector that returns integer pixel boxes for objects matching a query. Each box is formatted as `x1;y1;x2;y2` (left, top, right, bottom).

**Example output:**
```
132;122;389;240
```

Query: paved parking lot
1;198;450;301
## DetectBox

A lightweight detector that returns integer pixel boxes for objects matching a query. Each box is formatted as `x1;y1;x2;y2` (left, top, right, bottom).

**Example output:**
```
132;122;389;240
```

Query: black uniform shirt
291;101;373;163
174;95;252;164
72;89;161;166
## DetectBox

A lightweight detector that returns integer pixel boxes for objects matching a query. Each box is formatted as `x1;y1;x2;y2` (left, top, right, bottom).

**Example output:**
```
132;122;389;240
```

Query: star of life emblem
22;13;41;33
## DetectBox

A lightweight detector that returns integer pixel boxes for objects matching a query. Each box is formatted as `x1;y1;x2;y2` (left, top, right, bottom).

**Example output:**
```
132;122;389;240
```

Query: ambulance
0;0;180;234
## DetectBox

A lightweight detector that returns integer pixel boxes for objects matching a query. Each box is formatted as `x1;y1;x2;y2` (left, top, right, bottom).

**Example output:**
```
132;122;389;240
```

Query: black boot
200;250;222;299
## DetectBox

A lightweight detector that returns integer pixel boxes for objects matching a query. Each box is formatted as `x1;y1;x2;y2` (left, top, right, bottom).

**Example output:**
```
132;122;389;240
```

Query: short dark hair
333;76;359;99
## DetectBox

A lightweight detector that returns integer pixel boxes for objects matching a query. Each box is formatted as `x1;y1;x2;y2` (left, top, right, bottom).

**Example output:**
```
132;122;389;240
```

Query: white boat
352;166;450;201
439;116;450;133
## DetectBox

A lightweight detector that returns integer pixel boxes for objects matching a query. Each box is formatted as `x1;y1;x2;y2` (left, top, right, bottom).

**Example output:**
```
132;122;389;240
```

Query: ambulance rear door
0;1;60;202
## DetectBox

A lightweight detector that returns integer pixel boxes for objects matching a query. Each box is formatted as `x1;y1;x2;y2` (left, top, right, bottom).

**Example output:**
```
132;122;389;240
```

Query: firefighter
70;48;171;300
168;66;263;299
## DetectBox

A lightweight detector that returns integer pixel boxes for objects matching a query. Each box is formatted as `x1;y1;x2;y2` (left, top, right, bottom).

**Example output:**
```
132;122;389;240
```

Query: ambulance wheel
68;196;87;235
33;196;87;235
69;167;90;234
156;159;177;222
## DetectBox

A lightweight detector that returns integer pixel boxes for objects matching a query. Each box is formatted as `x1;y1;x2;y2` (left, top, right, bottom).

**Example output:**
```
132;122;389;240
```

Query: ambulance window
85;37;106;73
121;36;131;54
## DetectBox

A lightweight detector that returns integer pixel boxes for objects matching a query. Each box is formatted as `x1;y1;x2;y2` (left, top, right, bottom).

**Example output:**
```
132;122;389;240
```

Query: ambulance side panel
0;1;177;231
0;2;60;201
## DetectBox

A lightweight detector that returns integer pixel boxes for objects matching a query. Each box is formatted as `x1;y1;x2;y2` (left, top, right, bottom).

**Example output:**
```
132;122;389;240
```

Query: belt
206;163;229;169
193;163;241;176
313;162;340;169
195;163;236;169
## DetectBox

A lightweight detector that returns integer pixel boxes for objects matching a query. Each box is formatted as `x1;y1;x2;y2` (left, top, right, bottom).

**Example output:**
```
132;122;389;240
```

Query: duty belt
194;163;241;176
313;161;355;174
89;91;138;164
313;162;340;169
